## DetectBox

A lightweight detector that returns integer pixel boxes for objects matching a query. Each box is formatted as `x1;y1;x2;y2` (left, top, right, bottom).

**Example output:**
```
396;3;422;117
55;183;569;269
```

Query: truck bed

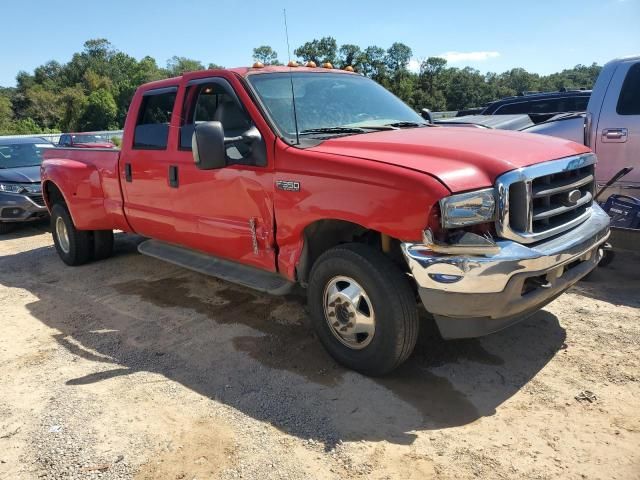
41;147;129;232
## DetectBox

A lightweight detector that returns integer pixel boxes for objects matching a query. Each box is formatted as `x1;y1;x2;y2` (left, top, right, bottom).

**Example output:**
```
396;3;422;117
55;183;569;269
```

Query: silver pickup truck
525;56;640;196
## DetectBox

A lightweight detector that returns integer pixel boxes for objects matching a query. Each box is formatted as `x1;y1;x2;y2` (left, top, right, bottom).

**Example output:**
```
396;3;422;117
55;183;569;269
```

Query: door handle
168;165;179;188
602;128;628;142
124;163;132;182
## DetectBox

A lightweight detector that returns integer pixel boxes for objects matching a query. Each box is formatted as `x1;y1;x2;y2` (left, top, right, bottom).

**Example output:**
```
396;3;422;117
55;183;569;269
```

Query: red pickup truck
41;65;610;375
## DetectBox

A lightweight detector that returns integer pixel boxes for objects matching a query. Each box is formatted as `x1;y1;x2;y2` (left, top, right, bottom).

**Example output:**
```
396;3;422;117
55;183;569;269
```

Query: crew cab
41;65;610;375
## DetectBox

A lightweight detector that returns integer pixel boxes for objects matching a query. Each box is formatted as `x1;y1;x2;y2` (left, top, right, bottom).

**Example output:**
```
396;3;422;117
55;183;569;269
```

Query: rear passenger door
120;86;179;240
595;61;640;192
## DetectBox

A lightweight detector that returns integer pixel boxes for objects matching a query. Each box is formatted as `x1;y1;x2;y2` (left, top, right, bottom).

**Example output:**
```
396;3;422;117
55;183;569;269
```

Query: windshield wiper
299;127;368;136
384;121;428;128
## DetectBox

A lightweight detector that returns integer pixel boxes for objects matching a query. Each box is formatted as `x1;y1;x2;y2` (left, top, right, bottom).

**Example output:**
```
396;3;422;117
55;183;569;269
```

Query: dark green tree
80;88;117;130
419;57;447;94
338;44;362;69
59;85;88;132
252;46;281;65
294;37;338;65
0;95;14;134
360;46;387;80
385;42;412;75
166;56;205;76
0;37;607;134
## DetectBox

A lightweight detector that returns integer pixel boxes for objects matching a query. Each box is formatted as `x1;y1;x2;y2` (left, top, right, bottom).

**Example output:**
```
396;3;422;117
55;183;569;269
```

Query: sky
1;0;639;87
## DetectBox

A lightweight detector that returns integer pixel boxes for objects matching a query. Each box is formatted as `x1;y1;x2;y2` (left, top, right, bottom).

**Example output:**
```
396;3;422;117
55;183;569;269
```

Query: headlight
439;188;496;228
0;183;41;194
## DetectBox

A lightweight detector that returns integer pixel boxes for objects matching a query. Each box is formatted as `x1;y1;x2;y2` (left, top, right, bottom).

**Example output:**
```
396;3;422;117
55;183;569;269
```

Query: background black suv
479;89;591;115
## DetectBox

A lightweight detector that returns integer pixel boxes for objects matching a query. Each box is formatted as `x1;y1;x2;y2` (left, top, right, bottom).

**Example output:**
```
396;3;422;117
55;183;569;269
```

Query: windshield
0;142;52;168
72;134;108;143
247;72;426;140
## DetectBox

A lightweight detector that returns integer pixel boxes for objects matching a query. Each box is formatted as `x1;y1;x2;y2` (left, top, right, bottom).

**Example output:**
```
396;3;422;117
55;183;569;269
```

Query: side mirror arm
421;108;434;124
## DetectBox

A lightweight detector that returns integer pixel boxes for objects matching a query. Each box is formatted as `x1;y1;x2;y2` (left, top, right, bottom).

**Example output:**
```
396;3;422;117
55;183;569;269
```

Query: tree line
0;38;601;135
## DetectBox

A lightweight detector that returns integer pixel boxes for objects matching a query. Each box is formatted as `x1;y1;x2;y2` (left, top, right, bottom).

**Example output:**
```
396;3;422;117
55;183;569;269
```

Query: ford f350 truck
41;65;610;375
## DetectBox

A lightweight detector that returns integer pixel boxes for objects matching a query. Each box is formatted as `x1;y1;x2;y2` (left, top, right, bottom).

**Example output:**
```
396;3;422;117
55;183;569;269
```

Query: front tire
51;204;92;266
308;243;419;376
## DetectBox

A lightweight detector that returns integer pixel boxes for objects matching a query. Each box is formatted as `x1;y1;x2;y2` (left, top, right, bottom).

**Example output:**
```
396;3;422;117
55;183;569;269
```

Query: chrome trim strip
495;153;597;244
532;191;592;221
422;229;500;256
525;180;533;232
533;174;594;198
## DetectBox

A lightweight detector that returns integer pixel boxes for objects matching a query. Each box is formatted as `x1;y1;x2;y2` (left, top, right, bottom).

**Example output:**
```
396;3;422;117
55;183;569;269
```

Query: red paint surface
42;67;593;282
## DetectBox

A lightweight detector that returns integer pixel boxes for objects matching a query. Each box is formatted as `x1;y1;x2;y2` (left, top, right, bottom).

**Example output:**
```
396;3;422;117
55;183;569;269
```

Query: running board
138;239;294;295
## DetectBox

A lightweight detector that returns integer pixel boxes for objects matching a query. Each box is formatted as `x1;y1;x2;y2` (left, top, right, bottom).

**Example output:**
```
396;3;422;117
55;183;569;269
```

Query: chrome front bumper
401;204;611;338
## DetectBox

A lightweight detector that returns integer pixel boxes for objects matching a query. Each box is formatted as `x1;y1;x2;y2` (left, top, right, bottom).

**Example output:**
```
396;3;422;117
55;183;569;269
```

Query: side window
133;88;177;149
529;99;565;114
179;83;229;149
572;96;589;111
180;80;265;166
617;63;640;115
495;102;528;114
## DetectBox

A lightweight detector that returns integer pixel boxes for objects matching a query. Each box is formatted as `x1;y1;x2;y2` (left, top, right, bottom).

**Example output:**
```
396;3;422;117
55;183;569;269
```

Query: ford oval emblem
567;189;582;205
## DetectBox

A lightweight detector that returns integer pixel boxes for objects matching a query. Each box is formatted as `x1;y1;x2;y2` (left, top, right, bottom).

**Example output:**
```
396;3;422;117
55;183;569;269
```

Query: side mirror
192;121;226;170
421;108;434;124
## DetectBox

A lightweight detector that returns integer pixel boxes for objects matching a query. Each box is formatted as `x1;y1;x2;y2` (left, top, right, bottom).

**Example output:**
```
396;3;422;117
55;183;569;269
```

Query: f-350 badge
275;180;301;192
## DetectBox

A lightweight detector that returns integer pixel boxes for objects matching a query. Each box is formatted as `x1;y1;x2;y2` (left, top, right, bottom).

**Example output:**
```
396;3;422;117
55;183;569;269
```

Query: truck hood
309;127;591;192
0;165;41;183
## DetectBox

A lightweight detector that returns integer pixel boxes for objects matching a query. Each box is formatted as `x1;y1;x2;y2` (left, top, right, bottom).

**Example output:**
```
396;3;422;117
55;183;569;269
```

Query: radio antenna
283;9;300;145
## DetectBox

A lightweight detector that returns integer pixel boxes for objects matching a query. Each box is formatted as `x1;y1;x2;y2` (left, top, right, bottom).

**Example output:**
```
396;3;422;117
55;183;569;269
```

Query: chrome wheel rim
323;276;375;350
56;217;70;254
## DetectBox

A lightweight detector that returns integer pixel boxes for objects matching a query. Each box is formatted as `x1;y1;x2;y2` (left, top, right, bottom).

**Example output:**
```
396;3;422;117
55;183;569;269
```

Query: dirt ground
0;221;638;480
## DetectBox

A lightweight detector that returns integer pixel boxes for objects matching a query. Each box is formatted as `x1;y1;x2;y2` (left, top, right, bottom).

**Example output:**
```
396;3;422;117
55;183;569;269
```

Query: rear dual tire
50;204;114;266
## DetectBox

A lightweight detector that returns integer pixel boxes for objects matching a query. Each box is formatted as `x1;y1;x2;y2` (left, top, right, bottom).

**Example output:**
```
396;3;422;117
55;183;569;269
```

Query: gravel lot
1;221;638;480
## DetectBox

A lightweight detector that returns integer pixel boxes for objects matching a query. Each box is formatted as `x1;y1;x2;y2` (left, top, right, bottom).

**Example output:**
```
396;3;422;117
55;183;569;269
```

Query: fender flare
41;159;110;230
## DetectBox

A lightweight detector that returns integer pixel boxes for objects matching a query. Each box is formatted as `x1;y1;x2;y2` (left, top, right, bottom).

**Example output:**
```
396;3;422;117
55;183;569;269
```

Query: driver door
170;75;276;271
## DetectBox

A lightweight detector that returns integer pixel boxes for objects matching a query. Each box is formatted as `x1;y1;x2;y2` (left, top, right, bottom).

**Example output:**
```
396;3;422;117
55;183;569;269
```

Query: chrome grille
496;154;596;244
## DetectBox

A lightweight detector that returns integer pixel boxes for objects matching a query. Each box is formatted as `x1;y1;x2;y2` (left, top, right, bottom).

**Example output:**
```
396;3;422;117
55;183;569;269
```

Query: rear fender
41;159;112;230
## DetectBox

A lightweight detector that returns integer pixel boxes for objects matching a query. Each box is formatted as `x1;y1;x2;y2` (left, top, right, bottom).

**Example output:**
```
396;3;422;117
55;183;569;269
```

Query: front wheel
307;243;419;376
51;204;92;266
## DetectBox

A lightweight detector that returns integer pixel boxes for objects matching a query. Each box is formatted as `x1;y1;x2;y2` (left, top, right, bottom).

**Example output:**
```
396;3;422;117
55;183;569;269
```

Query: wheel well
44;181;65;208
296;220;404;284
